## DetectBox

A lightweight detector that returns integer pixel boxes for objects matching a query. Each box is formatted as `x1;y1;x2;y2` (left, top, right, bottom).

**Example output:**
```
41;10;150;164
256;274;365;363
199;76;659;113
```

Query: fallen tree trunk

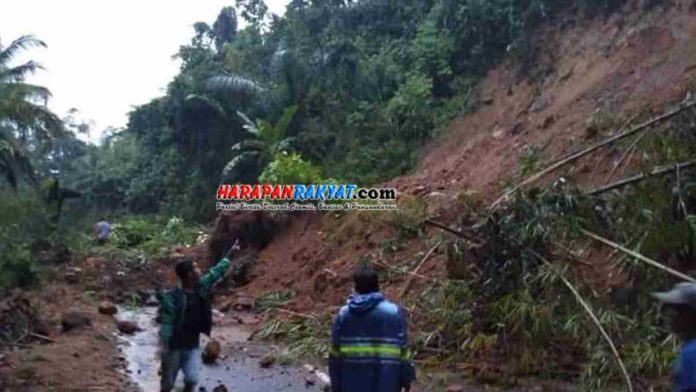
588;159;696;195
490;100;696;210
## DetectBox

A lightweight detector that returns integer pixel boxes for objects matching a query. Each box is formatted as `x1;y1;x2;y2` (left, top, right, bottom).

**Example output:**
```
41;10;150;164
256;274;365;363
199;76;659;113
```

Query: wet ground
116;307;329;392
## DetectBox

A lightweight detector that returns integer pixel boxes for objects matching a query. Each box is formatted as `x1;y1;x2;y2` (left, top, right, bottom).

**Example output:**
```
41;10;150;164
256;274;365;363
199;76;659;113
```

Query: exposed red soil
232;1;696;312
0;285;128;391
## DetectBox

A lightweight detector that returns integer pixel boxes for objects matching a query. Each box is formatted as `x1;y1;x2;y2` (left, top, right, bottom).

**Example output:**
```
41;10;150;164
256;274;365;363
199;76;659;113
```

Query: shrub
259;152;325;184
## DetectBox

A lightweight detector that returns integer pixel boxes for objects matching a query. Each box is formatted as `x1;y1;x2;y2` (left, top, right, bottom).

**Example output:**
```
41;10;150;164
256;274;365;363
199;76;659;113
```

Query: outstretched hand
224;238;241;259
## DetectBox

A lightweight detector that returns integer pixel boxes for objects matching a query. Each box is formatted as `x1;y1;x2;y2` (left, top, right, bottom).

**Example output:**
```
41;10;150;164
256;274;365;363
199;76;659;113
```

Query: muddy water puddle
116;307;328;392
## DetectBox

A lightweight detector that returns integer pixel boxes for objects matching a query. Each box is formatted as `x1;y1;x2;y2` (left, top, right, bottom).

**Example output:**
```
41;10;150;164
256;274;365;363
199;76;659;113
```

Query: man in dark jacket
329;265;416;392
653;282;696;391
158;245;237;392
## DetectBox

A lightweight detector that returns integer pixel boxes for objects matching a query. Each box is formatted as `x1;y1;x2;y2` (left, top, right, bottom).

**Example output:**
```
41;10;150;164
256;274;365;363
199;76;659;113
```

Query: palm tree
221;105;298;180
0;35;63;188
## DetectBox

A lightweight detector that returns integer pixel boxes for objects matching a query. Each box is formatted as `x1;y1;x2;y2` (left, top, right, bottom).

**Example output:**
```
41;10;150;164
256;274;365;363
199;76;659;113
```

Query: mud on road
118;306;329;392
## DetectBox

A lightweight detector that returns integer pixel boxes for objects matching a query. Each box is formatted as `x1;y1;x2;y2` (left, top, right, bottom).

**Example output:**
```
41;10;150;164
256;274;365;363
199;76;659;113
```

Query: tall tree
0;35;62;188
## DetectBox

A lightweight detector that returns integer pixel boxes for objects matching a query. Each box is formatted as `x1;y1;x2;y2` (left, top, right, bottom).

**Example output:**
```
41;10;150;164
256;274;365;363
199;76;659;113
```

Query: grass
257;290;296;311
256;311;334;363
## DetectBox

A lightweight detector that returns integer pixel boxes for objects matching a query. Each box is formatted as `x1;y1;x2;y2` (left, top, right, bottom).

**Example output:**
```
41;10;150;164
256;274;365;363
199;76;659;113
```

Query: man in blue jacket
329;265;416;392
653;282;696;392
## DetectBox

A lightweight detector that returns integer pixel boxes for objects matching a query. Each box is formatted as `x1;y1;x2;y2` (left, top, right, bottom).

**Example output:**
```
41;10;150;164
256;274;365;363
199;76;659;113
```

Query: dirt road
118;307;328;392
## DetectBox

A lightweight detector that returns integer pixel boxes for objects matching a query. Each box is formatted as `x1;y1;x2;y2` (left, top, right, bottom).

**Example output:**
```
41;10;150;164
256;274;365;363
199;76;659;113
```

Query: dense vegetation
23;0;625;223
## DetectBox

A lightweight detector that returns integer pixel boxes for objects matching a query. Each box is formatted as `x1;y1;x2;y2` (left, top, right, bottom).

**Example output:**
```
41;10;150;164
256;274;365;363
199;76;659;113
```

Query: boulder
233;296;255;311
64;272;78;284
32;318;53;337
258;354;276;368
115;320;141;334
98;301;118;316
212;385;228;392
202;340;221;364
61;311;91;332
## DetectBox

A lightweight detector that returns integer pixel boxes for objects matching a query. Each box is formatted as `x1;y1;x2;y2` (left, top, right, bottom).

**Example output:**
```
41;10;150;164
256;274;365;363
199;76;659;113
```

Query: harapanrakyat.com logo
215;184;398;211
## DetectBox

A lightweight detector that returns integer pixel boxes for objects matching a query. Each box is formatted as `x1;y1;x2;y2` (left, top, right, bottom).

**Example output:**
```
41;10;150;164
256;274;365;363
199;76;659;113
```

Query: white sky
0;0;288;141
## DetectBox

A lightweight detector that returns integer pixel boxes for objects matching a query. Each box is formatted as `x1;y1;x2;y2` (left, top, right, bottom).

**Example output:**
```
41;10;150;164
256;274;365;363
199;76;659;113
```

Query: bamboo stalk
603;128;648;184
400;241;443;297
424;219;482;244
589;113;641;184
524;247;634;392
428;219;634;391
29;332;57;343
588;160;696;195
581;229;696;283
273;308;315;319
490;100;696;209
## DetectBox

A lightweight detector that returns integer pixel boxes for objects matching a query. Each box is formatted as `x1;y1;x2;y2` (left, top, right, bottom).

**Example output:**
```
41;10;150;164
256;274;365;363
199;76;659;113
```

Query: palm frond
221;151;261;177
0;127;36;189
1;82;52;101
231;139;266;153
184;94;228;120
0;35;46;66
275;136;296;154
272;105;298;143
3;101;64;139
0;61;46;83
235;110;259;135
206;73;265;96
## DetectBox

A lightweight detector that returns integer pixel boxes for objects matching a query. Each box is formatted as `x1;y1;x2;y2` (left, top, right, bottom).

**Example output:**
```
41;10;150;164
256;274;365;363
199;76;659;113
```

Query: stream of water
116;307;328;392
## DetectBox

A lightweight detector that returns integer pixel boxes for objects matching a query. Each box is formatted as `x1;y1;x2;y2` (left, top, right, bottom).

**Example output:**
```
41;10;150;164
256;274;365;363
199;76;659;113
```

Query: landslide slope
238;1;696;312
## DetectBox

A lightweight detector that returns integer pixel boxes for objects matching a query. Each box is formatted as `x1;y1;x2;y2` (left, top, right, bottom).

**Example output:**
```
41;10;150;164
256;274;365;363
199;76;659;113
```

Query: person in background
653;282;696;392
94;219;110;244
158;241;239;392
329;264;416;392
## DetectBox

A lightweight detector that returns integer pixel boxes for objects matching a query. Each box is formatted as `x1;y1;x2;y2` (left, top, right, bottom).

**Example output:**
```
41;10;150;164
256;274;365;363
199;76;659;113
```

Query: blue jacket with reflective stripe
329;292;416;392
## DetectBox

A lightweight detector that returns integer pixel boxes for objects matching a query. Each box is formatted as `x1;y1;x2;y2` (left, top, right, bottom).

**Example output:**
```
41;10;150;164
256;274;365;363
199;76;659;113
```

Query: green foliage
258;153;324;184
95;215;203;262
384;73;435;142
0;35;63;189
256;290;295;311
518;144;546;176
0;190;49;291
223;105;298;181
256;311;333;361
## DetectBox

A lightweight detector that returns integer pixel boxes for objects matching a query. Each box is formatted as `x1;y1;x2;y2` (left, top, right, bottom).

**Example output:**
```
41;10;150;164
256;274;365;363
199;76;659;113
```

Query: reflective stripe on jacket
329;292;415;392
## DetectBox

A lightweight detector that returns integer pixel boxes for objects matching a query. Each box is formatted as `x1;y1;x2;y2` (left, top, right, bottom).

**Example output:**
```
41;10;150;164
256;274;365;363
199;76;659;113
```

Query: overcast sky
0;0;288;141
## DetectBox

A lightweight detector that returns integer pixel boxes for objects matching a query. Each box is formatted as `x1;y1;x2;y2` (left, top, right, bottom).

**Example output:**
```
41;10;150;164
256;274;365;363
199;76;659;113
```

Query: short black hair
353;264;380;294
175;258;195;281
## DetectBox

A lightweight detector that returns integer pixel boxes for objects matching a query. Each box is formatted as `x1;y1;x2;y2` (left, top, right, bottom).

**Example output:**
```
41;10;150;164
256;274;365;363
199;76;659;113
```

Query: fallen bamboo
524;247;634;392
588;159;696;195
589;113;641;184
372;259;434;281
581;229;696;283
29;332;57;343
603;128;648;184
428;220;634;391
400;241;443;297
424;219;481;244
273;308;316;319
490;100;696;209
